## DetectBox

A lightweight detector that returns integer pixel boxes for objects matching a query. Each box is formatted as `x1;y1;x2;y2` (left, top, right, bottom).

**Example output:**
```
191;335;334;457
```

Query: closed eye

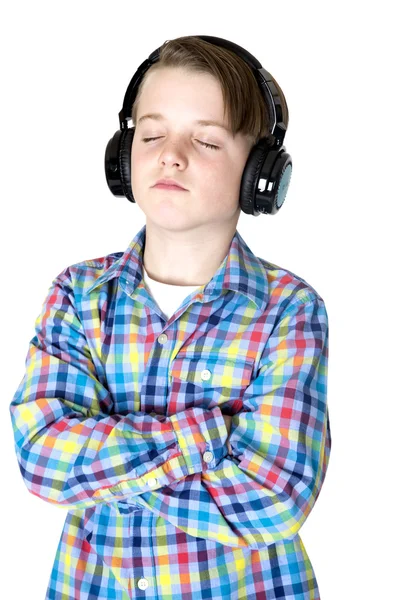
142;137;220;151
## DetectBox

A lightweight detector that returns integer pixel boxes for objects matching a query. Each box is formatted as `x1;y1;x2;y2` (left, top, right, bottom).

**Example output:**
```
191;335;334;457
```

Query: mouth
152;183;187;191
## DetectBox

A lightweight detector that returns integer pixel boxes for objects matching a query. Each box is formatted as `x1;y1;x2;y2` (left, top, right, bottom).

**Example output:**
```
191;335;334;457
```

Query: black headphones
105;35;292;216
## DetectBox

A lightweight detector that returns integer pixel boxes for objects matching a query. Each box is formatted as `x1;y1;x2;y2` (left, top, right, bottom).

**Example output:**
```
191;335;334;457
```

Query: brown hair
131;35;288;147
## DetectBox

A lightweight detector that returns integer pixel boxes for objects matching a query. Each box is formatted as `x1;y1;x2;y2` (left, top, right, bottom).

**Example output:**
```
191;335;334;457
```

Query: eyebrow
136;112;231;133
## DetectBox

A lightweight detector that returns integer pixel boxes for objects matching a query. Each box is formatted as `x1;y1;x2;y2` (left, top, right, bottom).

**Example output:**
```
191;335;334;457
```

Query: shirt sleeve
120;293;332;550
9;274;230;510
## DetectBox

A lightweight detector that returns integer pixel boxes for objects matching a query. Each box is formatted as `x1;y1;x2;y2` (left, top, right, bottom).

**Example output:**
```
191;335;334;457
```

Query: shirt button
203;451;214;463
147;477;157;488
201;369;211;381
138;577;149;590
158;333;168;344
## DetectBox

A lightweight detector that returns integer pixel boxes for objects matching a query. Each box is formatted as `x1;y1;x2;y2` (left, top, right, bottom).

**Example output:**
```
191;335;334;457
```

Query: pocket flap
170;354;254;389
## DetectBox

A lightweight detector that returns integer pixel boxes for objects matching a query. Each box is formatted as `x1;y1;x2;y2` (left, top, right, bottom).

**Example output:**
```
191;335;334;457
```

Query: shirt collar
83;224;269;312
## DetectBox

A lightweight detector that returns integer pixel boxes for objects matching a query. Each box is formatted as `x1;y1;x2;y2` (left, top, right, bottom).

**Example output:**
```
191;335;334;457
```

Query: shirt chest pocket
169;354;255;411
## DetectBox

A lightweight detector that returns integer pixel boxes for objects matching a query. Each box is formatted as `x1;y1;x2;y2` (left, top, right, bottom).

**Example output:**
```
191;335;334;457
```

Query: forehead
136;112;232;134
136;67;230;129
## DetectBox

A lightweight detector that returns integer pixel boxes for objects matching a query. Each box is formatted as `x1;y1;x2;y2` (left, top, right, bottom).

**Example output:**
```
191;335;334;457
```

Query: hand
222;413;233;455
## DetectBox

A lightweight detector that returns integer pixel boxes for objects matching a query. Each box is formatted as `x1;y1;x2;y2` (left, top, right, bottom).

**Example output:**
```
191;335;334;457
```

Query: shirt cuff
170;406;229;473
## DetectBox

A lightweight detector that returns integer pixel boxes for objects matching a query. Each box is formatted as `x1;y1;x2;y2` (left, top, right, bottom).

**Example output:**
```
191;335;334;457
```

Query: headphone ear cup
240;140;270;215
240;138;292;216
104;128;135;203
119;128;135;203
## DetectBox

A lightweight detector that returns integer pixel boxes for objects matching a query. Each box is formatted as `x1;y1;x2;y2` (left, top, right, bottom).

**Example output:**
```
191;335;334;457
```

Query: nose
158;138;188;169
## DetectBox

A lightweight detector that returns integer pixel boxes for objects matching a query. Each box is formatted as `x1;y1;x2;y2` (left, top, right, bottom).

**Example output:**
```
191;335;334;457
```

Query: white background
1;1;399;598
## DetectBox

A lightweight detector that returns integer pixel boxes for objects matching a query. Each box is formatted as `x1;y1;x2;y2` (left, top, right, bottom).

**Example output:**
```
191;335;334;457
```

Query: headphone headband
118;35;287;148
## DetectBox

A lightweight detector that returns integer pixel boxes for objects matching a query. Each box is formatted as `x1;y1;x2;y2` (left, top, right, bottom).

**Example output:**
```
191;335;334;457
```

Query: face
130;66;254;234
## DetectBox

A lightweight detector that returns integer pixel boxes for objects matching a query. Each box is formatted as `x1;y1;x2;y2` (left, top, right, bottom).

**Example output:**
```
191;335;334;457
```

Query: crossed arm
9;272;330;549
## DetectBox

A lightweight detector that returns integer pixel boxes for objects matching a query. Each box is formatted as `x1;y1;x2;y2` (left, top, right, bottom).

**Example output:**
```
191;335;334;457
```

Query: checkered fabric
10;224;331;599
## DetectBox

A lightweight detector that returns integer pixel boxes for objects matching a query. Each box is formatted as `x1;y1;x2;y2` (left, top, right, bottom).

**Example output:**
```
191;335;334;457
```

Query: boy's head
130;36;287;235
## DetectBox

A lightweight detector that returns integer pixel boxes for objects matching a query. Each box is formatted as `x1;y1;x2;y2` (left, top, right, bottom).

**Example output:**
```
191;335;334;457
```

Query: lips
153;183;186;191
153;179;187;190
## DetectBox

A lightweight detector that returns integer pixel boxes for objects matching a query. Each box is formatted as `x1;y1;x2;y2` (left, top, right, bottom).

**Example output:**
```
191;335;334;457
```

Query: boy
10;35;331;599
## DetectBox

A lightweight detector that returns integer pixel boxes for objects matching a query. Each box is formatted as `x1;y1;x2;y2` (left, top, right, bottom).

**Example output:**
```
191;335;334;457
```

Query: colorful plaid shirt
9;224;331;599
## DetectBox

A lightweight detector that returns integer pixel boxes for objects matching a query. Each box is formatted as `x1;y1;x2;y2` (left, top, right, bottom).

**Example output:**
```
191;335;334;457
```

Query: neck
142;220;238;286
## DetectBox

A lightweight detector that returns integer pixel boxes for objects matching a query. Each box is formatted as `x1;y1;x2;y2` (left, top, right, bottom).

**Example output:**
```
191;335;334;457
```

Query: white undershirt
142;265;203;320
